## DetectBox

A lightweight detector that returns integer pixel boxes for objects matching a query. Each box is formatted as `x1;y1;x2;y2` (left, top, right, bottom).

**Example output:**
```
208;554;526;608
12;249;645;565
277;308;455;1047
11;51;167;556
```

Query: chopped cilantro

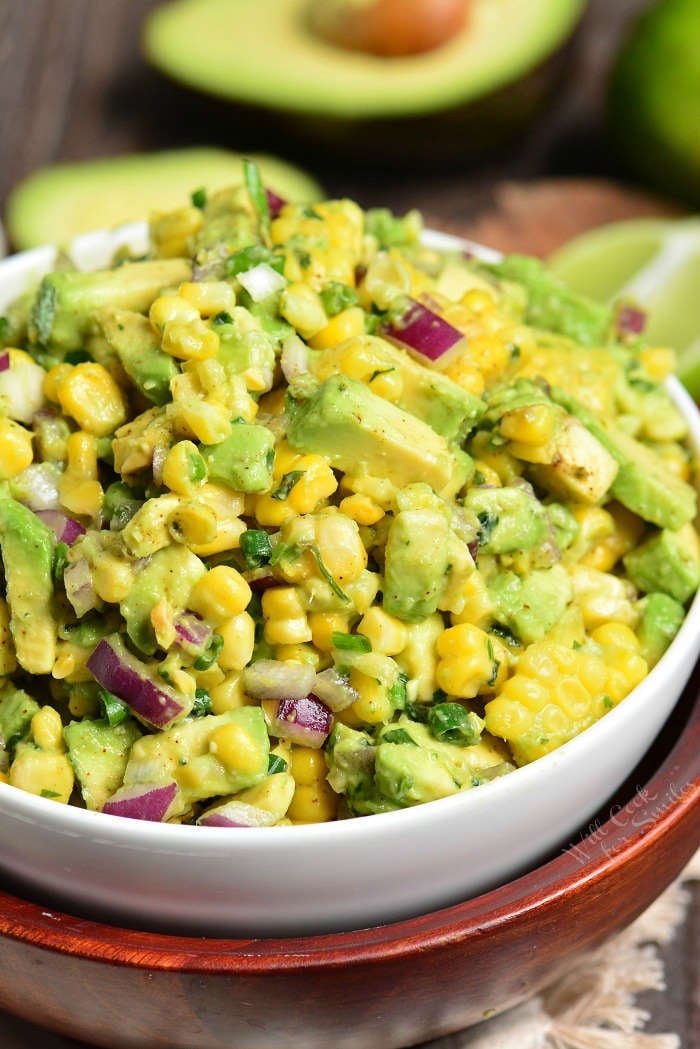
331;632;372;653
212;310;234;325
477;511;499;544
271;470;305;501
387;673;408;709
428;703;483;746
320;282;358;317
382;728;417;746
33;280;57;346
311;545;350;603
191;186;207;210
194;633;224;671
40;789;61;799
240;529;273;570
52;542;69;583
98;689;130;727
268;753;289;774
191;688;213;717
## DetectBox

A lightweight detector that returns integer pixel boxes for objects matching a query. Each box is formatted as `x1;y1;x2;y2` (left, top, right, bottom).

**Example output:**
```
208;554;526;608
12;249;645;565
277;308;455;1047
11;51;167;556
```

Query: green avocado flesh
143;0;585;120
6;148;323;250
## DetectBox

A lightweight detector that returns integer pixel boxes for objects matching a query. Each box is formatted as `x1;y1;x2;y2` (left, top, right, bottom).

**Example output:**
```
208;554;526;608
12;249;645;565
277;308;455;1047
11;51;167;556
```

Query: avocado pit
307;0;470;58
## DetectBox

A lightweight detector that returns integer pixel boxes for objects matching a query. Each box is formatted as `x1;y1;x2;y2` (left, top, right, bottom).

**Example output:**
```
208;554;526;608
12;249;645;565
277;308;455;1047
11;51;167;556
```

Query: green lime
549;217;700;397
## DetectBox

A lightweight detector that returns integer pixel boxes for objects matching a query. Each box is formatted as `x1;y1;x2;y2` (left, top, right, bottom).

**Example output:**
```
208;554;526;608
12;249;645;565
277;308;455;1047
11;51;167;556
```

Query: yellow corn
149;293;200;332
357;607;407;655
217;612;256;672
262;586;312;645
209;672;248;714
59;430;103;518
338;493;385;526
178;280;236;317
290;746;328;786
161;321;220;362
0;418;33;479
274;643;321;668
167;502;218;546
313;512;367;585
92;555;133;604
500;403;556;446
189;566;252;627
43;363;74;403
175;399;232;444
151;206;203;258
308;306;366;350
31;706;65;751
639;346;675;382
209;722;262;775
308;612;352;652
56;363;127;437
349;669;392;724
279;283;328;339
436;623;495;698
287;781;338;823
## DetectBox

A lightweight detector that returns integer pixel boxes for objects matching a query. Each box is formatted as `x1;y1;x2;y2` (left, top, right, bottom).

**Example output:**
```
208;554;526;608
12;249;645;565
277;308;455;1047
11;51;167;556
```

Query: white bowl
0;225;699;938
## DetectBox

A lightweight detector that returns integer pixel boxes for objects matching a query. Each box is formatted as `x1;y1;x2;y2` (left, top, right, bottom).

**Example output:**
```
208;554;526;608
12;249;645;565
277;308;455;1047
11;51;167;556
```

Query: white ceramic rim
1;222;699;853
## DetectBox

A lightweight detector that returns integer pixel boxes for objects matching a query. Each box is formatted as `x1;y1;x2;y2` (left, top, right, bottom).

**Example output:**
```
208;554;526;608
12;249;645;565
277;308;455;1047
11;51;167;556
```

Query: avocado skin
608;0;700;207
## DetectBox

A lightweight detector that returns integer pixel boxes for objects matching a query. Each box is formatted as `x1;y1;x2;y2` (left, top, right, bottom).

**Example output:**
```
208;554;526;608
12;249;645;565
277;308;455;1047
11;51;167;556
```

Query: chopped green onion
52;542;69;583
269;541;298;567
311;545;350;603
224;244;285;277
187;450;207;484
387;672;408;709
243;159;271;242
332;632;371;653
428;703;483;746
212;310;233;326
40;789;61;799
194;633;224;671
320;282;358;317
240;529;273;570
98;688;130;727
271;470;305;501
268;753;289;774
381;728;417;746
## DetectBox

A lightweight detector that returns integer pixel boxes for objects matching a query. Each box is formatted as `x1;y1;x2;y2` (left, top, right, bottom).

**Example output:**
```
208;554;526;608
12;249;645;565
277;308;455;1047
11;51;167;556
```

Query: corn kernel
162;442;207;497
31;706;65;751
210;672;247;714
339;493;385;526
151;206;203;258
436;623;494;698
500;403;556;446
287;781;337;823
349;669;392;724
314;512;367;584
0;418;33;479
60;431;103;517
168;502;218;546
176;399;231;444
309;612;352;651
218;612;256;672
189;566;252;626
264;616;312;646
178;280;236;317
274;643;320;668
43;363;74;403
162;321;220;362
358;607;407;655
461;288;496;315
149;294;200;332
308;306;366;350
279;283;327;339
92;556;133;604
253;492;297;527
209;722;262;775
290;747;328;786
56;363;127;436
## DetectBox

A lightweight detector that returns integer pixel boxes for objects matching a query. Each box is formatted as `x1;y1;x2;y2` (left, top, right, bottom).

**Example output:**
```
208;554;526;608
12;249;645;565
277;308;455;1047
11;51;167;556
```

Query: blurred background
0;0;698;1045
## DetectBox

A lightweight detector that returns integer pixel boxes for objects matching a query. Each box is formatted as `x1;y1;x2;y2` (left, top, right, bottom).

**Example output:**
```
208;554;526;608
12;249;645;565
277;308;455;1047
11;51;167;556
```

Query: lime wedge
549;217;700;397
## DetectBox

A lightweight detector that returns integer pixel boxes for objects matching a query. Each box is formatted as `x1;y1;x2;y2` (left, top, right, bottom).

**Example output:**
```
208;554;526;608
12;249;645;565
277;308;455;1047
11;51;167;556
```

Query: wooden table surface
0;0;697;1046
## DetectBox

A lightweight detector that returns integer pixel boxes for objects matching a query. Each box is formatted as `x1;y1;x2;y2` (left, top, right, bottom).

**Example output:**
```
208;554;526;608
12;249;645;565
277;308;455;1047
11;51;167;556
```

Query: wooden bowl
0;668;697;1049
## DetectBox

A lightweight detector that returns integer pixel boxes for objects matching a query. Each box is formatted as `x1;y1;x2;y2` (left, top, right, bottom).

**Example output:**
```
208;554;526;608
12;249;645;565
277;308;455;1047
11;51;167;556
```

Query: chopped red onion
382;297;464;361
237;262;287;302
615;303;647;338
311;667;358;712
151;443;168;486
64;559;99;617
265;188;287;219
246;569;281;592
242;659;316;701
198;799;278;828
102;781;181;822
280;335;309;383
0;352;8;373
86;634;191;729
36;509;85;545
266;695;332;748
173;612;212;652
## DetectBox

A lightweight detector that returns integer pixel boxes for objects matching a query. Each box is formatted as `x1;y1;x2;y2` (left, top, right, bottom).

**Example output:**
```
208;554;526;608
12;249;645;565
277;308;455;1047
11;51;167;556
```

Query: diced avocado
486;255;612;346
216;307;277;384
547;502;580;551
122;706;269;806
552;388;697;529
310;336;485;442
286;374;457;495
464;485;548;554
97;307;178;405
120;545;207;655
623;525;700;604
489;563;572;643
0;683;41;754
0;495;56;674
29;258;192;354
325;722;376;797
231;771;295;820
200;422;275;493
374;741;460;806
121;494;180;559
383;488;450;623
636;592;687;667
63;717;142;811
378;716;506;789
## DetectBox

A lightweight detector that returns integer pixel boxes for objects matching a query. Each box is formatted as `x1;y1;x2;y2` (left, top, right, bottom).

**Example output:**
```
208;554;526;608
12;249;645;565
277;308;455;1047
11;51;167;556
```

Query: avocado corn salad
0;166;698;825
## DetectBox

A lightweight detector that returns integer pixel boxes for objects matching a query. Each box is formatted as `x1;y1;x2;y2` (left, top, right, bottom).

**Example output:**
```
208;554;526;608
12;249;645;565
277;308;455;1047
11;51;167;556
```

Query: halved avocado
6;147;323;251
143;0;586;163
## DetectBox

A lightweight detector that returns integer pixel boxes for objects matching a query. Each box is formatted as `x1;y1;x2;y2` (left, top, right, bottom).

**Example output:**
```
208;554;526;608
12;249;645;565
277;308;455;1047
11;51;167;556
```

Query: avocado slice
29;258;193;356
551;388;697;531
97;308;178;406
63;717;143;811
0;495;56;674
143;0;585;162
286;375;458;495
0;684;41;756
6;148;323;250
623;525;700;605
120;545;207;656
636;592;687;667
200;423;275;494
